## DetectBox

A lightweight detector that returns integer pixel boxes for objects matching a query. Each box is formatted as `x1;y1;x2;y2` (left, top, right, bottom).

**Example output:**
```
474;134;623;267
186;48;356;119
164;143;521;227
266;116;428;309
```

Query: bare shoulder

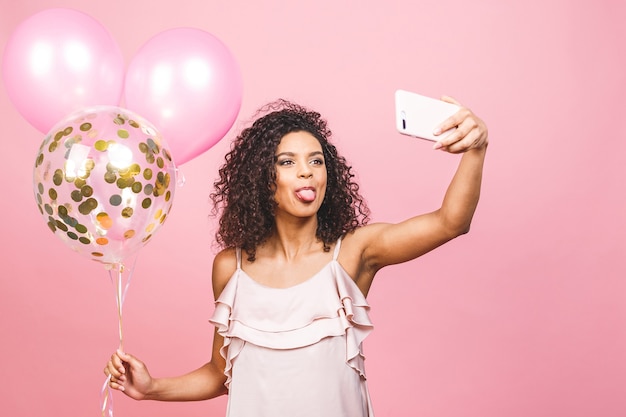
341;222;392;257
211;248;237;299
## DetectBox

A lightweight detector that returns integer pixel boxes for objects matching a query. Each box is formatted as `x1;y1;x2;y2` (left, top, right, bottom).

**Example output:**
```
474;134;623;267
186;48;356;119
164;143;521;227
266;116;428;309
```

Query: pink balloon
33;106;177;265
2;8;124;133
125;28;243;165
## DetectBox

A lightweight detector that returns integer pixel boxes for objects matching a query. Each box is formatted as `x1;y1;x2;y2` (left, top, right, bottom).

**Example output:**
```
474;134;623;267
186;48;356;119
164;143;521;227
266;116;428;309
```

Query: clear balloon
125;28;243;165
2;8;124;133
33;106;177;265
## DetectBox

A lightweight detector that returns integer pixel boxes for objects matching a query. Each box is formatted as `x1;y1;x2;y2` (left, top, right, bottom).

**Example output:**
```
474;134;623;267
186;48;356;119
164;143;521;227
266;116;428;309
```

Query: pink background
1;1;625;416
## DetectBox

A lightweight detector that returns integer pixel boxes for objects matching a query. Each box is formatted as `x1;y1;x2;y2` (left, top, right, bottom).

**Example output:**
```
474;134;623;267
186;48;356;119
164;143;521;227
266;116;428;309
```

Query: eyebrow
275;150;324;158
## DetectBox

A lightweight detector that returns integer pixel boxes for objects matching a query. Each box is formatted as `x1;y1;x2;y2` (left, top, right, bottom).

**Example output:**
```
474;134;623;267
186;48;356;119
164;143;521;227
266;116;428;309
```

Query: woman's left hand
433;96;489;153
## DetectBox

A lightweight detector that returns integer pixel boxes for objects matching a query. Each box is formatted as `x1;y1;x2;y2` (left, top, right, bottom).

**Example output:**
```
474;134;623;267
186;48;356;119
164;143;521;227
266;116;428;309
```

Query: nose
298;162;313;178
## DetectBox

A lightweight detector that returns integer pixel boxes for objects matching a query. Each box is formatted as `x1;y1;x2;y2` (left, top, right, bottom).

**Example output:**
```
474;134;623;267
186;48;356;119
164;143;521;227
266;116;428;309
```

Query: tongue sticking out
296;189;316;202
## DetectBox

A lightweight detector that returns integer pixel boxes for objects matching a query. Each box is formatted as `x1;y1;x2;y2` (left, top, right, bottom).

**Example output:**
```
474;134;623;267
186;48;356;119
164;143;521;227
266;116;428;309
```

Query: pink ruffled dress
209;238;375;417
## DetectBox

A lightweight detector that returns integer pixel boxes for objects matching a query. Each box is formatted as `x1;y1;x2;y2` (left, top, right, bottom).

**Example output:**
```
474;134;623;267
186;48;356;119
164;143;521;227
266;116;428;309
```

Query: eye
310;158;325;166
277;159;294;166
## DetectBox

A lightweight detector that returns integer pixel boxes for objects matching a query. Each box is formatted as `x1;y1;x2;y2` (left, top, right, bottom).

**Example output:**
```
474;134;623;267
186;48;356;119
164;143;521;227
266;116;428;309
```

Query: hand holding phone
395;89;460;142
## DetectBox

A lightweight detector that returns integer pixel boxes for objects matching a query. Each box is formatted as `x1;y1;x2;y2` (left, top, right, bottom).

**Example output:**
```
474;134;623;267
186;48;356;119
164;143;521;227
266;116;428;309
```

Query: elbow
206;378;229;400
458;224;471;237
458;220;472;236
440;207;475;239
217;384;229;398
450;225;470;240
445;218;472;240
433;207;475;242
214;372;229;398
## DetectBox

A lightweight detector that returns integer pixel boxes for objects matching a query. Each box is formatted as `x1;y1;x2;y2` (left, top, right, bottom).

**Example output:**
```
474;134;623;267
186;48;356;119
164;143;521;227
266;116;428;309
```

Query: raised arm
347;96;488;287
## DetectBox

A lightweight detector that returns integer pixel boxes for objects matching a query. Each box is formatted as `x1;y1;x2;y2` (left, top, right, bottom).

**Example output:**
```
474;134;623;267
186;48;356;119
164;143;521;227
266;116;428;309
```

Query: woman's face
273;131;327;219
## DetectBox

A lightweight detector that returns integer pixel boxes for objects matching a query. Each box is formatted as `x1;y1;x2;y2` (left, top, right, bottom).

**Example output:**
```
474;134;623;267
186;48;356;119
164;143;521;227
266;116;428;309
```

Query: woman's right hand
104;350;153;400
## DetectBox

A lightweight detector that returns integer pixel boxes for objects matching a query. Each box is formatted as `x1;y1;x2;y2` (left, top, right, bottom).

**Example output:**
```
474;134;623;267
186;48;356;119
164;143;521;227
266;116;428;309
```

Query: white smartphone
394;89;460;142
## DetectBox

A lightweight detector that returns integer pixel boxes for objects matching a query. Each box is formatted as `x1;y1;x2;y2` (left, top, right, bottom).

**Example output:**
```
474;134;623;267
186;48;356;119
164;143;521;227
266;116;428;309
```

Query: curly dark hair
210;99;370;261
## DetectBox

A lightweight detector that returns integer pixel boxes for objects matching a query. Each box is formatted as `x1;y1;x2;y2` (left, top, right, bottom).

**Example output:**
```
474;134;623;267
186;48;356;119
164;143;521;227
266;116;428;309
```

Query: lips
295;187;316;202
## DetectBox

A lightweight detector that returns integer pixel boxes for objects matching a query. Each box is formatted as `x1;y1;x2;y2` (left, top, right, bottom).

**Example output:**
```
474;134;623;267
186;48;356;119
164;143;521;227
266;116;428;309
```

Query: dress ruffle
209;260;374;388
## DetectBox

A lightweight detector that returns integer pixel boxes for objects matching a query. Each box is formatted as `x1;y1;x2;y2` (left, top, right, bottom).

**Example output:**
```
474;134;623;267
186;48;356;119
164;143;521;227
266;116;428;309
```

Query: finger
434;107;471;141
433;125;464;150
445;136;477;154
110;374;126;384
105;361;121;379
440;95;463;106
433;95;464;138
446;125;483;154
117;349;131;361
106;369;128;391
110;353;126;374
117;349;143;371
109;379;126;392
105;361;117;376
435;124;478;153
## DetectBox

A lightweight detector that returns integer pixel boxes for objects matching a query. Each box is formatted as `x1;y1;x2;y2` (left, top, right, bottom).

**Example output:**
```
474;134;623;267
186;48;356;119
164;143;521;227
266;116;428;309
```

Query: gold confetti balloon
33;106;177;265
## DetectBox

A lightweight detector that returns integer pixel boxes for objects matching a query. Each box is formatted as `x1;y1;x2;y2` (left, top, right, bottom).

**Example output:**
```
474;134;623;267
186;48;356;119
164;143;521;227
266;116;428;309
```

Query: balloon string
100;257;138;417
101;375;114;417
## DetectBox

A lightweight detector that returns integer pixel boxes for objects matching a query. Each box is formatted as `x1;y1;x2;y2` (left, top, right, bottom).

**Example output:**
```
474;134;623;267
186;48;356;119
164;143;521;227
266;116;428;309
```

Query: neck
265;215;321;261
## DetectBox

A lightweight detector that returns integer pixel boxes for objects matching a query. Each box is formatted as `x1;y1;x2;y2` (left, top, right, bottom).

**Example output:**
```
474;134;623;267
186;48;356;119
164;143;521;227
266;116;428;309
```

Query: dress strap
332;236;343;260
235;247;242;269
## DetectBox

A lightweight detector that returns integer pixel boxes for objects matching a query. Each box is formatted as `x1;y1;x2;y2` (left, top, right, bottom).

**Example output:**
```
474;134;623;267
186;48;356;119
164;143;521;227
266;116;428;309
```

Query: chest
242;253;333;289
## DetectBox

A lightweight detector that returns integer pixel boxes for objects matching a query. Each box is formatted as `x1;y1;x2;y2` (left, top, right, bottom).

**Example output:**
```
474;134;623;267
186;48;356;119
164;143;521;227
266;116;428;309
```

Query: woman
104;97;488;416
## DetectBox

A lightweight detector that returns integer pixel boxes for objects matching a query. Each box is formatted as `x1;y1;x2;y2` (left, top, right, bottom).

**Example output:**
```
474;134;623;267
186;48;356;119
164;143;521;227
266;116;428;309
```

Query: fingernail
433;142;443;150
433;128;442;135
